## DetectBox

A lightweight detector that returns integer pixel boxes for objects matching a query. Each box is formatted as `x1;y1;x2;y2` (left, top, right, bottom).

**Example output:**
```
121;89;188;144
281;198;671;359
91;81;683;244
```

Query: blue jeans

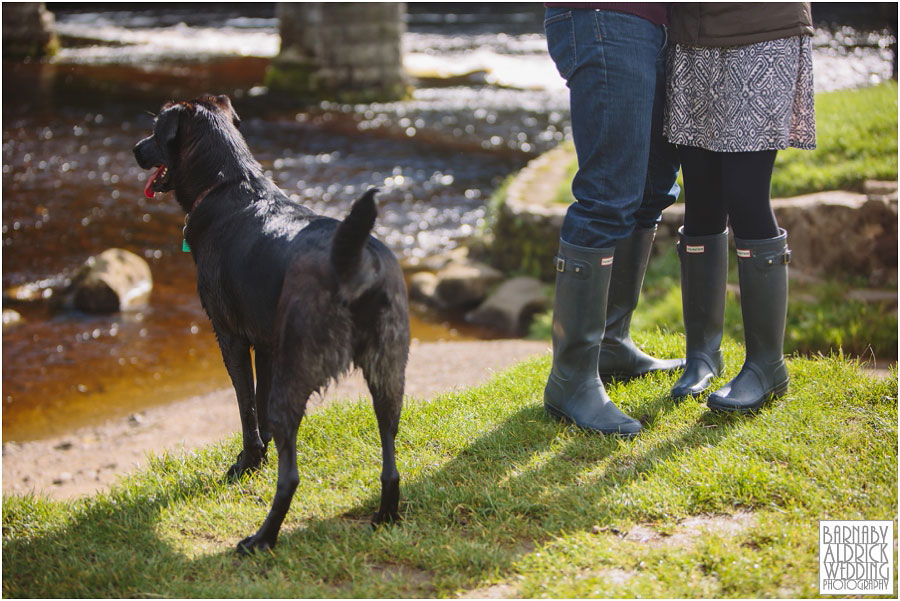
545;8;680;249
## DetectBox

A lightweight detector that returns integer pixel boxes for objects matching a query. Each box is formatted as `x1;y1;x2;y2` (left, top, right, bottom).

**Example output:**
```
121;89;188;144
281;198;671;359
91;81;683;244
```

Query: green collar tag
182;216;191;252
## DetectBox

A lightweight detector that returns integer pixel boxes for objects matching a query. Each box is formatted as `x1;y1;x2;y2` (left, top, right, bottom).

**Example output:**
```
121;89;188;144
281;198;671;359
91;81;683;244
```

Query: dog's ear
213;94;241;129
155;103;185;151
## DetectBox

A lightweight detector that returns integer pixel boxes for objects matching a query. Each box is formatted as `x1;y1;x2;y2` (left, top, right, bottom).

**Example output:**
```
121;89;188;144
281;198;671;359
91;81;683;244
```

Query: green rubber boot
544;239;642;437
671;227;729;399
708;229;791;413
597;226;685;380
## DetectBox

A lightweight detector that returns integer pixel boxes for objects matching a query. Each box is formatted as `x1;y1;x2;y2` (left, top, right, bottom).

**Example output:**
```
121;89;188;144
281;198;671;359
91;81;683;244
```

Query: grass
530;250;898;360
3;341;897;598
552;81;898;204
774;81;898;197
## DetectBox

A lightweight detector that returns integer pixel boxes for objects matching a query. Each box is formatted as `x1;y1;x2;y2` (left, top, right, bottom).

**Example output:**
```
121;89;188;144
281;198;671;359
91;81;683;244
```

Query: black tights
678;146;779;240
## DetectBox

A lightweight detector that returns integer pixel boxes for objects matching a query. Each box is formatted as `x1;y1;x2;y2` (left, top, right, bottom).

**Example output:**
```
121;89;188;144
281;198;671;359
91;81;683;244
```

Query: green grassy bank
3;340;897;598
554;81;898;204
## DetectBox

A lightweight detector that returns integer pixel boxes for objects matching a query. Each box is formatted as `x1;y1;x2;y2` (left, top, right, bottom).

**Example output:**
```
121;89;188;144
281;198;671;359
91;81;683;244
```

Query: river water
2;5;895;441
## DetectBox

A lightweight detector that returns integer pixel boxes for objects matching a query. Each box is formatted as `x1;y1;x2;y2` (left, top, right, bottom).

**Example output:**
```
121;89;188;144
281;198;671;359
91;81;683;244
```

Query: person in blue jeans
542;4;683;436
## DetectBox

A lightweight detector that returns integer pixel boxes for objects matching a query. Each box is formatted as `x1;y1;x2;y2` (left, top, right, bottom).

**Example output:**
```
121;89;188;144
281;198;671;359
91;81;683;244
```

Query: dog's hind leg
358;315;409;525
238;274;354;554
254;348;274;450
218;334;267;480
367;368;404;525
237;371;303;554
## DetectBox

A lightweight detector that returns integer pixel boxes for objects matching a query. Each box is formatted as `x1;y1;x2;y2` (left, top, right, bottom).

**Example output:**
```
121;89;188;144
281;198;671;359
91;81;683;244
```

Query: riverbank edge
2;339;549;501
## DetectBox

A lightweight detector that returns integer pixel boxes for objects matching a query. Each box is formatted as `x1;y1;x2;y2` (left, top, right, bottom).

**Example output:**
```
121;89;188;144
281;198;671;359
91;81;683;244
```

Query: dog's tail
331;188;378;279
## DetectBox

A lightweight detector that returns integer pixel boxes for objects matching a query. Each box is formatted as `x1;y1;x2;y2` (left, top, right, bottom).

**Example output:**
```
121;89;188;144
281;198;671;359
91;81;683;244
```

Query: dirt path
2;339;549;501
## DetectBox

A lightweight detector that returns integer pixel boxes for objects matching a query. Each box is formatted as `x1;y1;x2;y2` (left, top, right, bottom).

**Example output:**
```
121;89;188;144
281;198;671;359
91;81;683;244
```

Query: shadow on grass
3;469;220;596
0;369;776;597
256;386;741;594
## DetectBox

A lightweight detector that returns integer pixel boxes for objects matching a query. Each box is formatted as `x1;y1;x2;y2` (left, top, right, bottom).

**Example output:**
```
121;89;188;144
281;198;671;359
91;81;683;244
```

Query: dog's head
133;94;249;212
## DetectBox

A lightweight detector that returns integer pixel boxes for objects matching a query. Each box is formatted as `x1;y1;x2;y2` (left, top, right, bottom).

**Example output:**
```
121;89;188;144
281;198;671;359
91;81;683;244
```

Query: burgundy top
544;3;669;27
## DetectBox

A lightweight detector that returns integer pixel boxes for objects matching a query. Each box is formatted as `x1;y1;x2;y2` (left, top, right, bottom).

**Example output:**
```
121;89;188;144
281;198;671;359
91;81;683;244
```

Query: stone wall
267;2;408;103
488;146;568;282
655;188;898;285
488;147;899;283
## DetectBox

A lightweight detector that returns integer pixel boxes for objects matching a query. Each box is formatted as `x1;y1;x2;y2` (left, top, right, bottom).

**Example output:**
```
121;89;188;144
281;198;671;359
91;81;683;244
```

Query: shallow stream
2;5;894;441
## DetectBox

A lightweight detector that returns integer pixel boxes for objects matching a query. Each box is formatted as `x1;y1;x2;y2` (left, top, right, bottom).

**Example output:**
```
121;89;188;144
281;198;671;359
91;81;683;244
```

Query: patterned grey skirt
664;35;816;152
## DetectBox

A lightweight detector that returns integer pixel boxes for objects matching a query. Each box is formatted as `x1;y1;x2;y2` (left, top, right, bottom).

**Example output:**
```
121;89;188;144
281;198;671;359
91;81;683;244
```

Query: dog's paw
225;450;264;482
224;462;252;482
371;510;401;528
236;534;274;556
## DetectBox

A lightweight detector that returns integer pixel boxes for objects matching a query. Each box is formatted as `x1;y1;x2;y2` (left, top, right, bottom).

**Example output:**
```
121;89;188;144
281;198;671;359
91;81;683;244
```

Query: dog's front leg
217;334;267;480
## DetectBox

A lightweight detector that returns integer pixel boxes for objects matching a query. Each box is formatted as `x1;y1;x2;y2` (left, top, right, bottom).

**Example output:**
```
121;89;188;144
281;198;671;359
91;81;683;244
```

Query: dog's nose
133;138;152;168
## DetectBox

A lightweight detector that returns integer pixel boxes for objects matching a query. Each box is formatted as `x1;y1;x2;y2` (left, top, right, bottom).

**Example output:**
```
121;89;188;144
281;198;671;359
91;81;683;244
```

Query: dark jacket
544;3;669;26
668;2;813;47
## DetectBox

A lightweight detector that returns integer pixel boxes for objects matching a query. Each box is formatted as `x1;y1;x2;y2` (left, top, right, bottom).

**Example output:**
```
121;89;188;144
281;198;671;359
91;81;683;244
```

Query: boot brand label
736;249;752;258
685;244;705;254
601;257;614;266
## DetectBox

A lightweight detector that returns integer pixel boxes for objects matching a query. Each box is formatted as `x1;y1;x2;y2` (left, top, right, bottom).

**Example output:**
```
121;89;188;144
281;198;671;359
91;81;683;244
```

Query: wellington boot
598;226;685;380
544;239;642;436
671;227;729;399
708;229;791;413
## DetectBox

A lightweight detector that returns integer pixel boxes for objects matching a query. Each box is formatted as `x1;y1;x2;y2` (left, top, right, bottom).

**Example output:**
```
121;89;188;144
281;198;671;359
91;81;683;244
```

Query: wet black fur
133;95;409;554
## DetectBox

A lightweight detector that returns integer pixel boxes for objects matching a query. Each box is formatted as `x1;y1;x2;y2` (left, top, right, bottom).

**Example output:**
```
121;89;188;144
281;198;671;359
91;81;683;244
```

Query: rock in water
408;271;441;307
433;261;504;311
466;277;550;336
68;248;153;313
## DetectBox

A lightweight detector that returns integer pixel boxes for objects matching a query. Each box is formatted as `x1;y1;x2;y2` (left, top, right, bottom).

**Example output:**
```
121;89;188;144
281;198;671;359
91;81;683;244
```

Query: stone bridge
3;2;408;103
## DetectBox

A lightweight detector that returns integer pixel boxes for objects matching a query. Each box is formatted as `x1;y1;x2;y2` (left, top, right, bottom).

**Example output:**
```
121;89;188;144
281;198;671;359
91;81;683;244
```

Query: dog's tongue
144;165;165;198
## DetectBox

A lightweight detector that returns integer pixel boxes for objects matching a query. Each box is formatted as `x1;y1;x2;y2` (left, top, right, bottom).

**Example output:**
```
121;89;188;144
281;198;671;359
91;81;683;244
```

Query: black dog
133;94;409;553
